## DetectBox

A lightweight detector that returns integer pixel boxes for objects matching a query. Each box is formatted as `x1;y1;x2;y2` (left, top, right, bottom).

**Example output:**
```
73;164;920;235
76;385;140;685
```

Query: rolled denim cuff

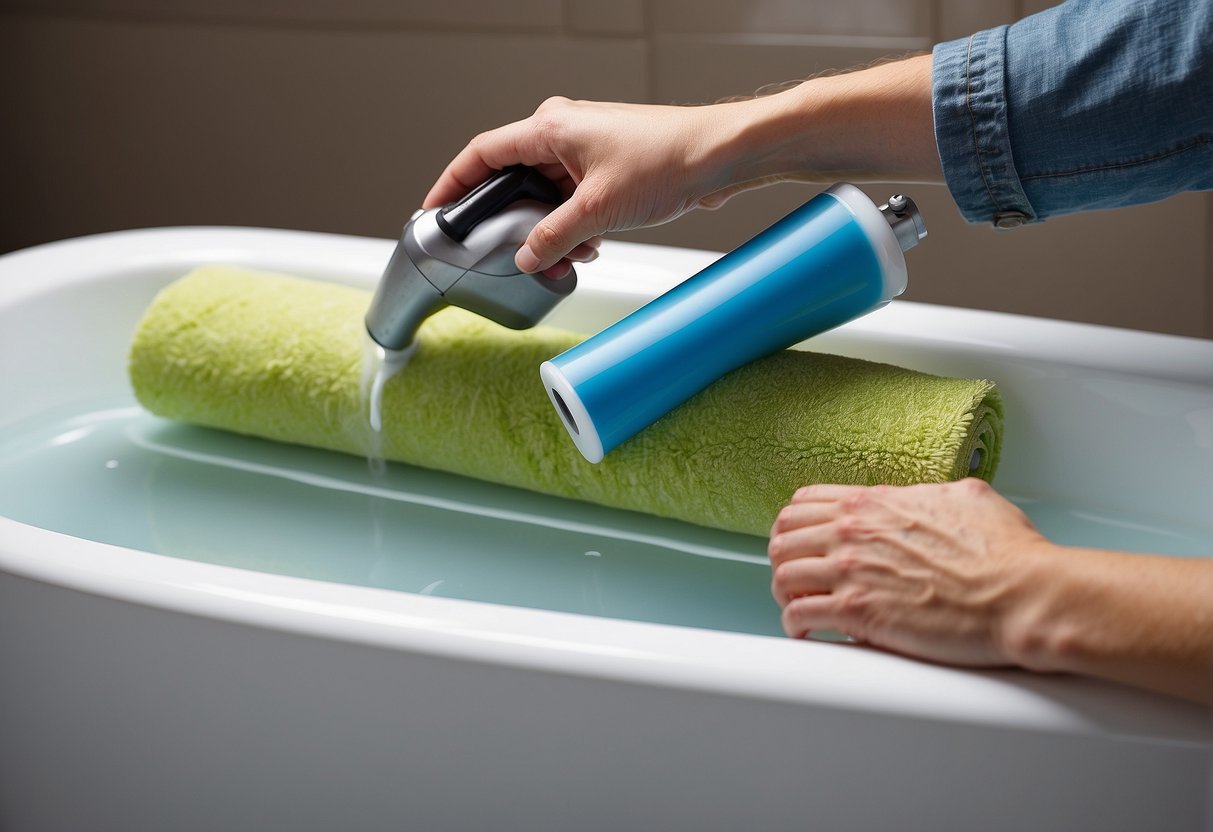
932;28;1036;228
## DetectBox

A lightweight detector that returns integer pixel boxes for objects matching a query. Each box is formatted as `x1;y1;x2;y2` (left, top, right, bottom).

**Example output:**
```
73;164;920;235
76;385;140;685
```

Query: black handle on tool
436;165;563;243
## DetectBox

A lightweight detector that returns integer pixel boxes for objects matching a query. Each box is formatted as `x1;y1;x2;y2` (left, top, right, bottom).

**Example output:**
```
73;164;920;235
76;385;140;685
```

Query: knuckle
958;477;992;498
467;131;493;151
835;515;862;540
793;484;822;501
768;535;803;568
772;504;797;534
537;94;571;112
573;179;609;223
532;221;566;253
530;105;567;140
779;604;795;635
843;491;870;513
532;116;562;144
780;604;805;638
771;560;795;588
836;587;871;620
767;534;785;563
833;549;861;578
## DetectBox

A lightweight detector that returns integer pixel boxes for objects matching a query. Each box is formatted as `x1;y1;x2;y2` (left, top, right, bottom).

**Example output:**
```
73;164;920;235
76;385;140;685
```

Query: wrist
716;53;942;185
996;539;1078;673
680;95;799;194
1001;548;1213;702
695;87;834;190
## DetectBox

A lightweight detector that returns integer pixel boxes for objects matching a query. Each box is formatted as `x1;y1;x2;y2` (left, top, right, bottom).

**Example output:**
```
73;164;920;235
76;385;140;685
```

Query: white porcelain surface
1;228;1210;832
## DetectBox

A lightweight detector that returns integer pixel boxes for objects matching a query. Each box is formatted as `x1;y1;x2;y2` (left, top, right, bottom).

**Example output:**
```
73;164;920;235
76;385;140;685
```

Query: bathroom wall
1;0;1209;337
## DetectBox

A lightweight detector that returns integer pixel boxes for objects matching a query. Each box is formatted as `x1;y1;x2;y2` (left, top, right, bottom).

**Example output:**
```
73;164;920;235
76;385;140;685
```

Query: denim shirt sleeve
931;0;1213;227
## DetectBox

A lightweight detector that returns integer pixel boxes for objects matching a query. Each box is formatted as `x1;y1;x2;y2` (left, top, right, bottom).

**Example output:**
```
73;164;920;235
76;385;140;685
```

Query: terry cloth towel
129;265;1003;537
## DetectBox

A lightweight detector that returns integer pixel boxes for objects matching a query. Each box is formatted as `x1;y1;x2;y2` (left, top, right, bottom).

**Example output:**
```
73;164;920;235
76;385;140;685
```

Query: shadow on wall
0;0;1208;337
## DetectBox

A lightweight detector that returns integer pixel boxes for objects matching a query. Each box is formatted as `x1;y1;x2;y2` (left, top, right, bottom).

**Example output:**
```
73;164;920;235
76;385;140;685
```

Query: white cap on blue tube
540;360;604;463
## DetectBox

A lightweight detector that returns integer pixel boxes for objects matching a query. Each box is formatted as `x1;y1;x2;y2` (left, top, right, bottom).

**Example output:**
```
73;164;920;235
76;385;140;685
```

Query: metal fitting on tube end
880;194;927;252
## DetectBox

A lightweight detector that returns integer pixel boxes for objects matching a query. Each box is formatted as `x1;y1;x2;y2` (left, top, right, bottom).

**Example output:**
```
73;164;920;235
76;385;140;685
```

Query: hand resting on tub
768;481;1213;704
427;0;1213;703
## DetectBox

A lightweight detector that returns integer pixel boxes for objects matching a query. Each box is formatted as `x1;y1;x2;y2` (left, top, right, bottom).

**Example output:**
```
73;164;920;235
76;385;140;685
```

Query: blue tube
541;183;921;463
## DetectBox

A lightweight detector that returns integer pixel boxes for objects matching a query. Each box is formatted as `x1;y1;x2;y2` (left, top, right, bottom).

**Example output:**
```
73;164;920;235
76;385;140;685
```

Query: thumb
515;189;607;273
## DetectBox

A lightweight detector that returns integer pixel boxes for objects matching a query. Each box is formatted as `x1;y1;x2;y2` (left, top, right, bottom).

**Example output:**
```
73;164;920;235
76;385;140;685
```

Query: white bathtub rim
2;515;1208;748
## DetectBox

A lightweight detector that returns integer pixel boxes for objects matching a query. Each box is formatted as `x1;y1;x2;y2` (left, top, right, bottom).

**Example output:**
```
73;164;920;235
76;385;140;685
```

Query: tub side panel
1;571;1208;832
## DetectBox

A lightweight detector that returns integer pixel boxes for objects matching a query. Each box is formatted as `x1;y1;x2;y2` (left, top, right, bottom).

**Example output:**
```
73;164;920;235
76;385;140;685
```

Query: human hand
423;96;791;277
768;479;1053;667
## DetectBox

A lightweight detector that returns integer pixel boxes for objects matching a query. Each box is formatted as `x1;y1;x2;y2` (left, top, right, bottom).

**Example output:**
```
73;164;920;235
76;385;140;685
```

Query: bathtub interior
0;228;1210;640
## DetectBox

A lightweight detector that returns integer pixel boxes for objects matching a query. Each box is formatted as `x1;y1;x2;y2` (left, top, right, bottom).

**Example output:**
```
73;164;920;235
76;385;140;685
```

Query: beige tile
652;0;931;38
618;185;1210;337
653;38;924;104
567;0;644;35
1;0;564;30
1019;0;1063;16
0;16;645;253
933;0;1019;42
893;187;1208;338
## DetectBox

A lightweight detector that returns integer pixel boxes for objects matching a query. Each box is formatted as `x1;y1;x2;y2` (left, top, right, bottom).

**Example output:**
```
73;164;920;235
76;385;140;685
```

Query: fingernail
516;244;541;273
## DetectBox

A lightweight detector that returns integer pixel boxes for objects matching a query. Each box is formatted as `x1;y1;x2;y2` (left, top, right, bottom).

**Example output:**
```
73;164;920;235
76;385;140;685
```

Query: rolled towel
129;265;1003;537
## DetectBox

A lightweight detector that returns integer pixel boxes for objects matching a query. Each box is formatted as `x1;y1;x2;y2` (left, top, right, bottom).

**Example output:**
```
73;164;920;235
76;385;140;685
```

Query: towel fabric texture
129;266;1003;537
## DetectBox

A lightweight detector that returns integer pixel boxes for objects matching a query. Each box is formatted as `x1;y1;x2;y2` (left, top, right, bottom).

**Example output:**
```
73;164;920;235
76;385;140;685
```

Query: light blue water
0;402;1209;638
0;402;784;635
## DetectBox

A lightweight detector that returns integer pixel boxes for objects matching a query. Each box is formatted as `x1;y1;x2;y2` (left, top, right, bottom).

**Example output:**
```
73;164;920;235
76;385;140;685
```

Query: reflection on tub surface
1;400;1209;639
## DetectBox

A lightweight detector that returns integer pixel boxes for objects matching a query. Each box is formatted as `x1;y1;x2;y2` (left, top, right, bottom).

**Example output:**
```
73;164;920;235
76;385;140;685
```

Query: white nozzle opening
540;361;604;463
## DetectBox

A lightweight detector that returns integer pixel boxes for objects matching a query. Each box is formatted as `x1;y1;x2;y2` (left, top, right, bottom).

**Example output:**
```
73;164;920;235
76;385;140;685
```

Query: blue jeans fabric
932;0;1213;226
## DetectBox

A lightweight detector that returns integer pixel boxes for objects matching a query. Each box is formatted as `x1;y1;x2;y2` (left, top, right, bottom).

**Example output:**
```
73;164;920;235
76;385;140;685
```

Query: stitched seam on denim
1019;135;1213;181
963;34;1003;214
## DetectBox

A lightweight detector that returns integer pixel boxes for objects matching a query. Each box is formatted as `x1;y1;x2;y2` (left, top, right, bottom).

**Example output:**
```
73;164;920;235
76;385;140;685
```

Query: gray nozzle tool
366;166;577;352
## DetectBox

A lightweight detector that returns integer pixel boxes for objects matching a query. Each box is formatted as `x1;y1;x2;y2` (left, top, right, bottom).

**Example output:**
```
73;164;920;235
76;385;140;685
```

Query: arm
423;54;941;275
426;0;1211;271
768;480;1213;704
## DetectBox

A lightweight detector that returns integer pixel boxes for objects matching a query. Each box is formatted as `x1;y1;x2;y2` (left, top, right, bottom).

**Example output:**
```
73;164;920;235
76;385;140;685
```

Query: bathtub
0;227;1210;832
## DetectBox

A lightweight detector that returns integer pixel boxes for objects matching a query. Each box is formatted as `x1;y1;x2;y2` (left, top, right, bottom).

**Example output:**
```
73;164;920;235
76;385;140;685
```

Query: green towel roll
129;265;1003;537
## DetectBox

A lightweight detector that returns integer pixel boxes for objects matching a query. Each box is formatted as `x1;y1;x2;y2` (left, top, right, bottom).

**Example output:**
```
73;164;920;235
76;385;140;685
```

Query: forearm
426;53;943;270
718;54;942;187
1007;546;1213;703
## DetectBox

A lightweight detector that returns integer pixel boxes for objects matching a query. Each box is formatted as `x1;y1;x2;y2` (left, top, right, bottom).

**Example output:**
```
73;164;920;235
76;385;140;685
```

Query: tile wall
1;0;1208;336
